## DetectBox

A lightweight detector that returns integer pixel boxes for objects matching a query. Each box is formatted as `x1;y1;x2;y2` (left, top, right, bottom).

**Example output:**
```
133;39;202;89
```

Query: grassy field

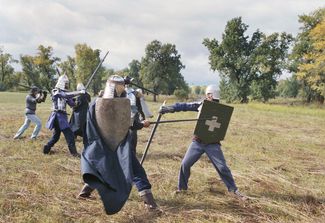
0;92;324;223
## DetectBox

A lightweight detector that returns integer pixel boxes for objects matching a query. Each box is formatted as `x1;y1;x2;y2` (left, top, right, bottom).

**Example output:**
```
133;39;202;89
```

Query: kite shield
95;98;131;151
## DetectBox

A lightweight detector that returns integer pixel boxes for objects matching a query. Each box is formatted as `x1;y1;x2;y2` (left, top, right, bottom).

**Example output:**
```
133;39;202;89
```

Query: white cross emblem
205;116;221;132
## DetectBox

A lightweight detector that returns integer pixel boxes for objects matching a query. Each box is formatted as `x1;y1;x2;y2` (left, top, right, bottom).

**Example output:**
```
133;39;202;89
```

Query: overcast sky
1;0;324;85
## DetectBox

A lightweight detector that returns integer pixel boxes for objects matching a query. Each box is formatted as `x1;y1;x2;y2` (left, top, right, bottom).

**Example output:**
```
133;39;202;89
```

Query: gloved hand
40;91;47;102
159;105;175;114
80;89;86;94
124;76;134;85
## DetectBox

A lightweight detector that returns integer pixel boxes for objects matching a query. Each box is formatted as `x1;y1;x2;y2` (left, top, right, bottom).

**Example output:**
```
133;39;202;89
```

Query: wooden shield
95;98;131;151
194;100;234;143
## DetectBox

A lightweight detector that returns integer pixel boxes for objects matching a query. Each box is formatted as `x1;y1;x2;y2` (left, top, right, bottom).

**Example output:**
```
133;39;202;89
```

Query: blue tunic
81;101;134;215
46;90;75;130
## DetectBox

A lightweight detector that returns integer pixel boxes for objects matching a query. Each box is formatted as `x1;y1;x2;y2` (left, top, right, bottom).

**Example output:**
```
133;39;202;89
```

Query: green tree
203;17;292;103
250;33;293;102
20;55;40;87
0;48;18;90
219;77;240;103
290;8;325;103
75;44;104;95
174;87;190;101
34;45;60;93
276;76;300;98
140;40;186;101
128;59;142;86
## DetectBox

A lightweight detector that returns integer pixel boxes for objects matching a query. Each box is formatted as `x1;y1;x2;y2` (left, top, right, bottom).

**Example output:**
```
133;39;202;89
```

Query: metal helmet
76;83;85;91
55;74;69;90
30;86;39;94
205;85;220;99
103;75;125;98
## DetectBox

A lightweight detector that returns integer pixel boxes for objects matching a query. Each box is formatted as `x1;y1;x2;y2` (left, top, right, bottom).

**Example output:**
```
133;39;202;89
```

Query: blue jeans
131;150;151;192
15;114;42;139
178;141;237;192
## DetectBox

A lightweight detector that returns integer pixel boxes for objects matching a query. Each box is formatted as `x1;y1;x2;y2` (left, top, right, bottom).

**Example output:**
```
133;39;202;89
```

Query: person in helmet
14;86;46;140
124;77;153;154
159;84;247;200
78;75;159;214
69;83;91;146
43;74;85;157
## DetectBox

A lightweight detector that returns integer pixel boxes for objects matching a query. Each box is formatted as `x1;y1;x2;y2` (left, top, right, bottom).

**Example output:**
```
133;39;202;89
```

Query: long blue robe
81;101;134;215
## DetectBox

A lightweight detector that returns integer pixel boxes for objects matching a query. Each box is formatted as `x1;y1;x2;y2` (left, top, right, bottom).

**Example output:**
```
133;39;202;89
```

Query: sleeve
26;95;37;104
173;101;201;112
67;98;76;107
130;113;144;130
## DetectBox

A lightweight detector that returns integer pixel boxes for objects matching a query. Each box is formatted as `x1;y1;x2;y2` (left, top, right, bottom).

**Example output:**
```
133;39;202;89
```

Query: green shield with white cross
194;100;234;143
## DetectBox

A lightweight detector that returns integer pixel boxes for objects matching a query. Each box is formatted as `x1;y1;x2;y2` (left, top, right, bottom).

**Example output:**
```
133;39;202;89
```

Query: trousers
15;114;42;139
178;141;237;192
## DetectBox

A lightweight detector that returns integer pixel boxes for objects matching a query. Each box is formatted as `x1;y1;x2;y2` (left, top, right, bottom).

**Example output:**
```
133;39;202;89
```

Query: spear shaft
149;117;215;124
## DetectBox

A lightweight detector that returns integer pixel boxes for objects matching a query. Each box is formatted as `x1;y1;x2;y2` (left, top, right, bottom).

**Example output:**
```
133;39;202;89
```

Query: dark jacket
70;93;91;136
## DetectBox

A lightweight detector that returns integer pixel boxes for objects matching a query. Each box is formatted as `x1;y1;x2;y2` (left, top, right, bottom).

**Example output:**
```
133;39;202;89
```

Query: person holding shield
78;75;159;214
159;84;247;200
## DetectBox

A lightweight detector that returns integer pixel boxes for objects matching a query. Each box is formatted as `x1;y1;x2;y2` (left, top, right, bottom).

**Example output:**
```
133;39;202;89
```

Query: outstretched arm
159;102;201;114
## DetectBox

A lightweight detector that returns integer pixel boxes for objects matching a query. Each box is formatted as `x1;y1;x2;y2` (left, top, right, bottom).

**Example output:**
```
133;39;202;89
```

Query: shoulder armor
52;89;59;96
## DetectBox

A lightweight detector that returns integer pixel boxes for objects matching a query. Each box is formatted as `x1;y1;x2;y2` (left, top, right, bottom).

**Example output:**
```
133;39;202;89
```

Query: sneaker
13;135;20;140
232;190;248;201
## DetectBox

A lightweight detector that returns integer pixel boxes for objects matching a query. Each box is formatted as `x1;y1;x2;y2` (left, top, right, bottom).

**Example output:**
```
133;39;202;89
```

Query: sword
124;76;158;95
140;100;166;165
85;51;109;90
130;82;158;95
149;117;216;124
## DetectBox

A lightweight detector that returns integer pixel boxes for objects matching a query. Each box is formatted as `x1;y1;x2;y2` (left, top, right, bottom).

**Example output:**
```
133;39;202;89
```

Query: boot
78;184;94;199
68;145;80;157
140;192;158;209
43;145;51;154
71;152;81;158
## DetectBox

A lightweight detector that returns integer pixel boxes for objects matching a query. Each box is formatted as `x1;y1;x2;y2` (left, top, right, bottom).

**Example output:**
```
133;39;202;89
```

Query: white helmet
205;85;220;99
103;75;125;98
55;74;69;90
76;83;85;91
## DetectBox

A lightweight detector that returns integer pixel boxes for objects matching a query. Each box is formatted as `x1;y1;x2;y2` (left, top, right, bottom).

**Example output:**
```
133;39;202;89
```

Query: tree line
1;7;324;103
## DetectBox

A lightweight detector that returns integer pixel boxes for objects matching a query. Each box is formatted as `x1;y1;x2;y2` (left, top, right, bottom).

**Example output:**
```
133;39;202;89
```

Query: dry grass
0;92;324;223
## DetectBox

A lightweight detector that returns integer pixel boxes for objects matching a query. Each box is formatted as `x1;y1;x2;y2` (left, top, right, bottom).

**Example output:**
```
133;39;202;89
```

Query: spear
149;117;216;125
140;100;166;165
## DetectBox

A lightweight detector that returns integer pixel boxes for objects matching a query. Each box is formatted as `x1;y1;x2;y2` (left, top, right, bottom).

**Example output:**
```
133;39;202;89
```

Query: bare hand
142;120;150;128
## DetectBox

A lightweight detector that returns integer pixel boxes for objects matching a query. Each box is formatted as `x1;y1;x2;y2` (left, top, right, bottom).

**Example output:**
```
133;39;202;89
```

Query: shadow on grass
154;193;264;223
255;191;325;205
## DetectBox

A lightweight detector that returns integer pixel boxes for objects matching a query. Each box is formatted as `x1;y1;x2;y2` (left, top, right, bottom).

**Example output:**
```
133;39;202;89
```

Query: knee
181;161;191;171
218;165;231;174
